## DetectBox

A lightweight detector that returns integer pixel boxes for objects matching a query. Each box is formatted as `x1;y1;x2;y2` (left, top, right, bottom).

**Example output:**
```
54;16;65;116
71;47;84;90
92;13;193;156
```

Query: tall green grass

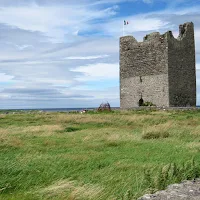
1;110;200;199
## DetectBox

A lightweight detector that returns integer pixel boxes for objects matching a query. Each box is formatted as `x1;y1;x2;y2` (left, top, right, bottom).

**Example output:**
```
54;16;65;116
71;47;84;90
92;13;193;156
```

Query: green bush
142;131;169;139
65;127;80;132
57;127;81;133
142;102;155;106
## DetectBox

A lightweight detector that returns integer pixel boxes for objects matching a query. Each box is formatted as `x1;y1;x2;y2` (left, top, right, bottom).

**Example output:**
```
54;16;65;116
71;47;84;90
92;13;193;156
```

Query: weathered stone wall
121;74;169;108
168;22;196;106
120;22;196;108
120;32;169;108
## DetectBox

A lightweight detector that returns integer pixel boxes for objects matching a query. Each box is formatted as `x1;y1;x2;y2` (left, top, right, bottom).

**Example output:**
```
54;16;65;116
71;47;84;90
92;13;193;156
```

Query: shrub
142;131;169;139
138;99;155;107
98;102;112;112
57;127;81;133
142;102;155;106
65;127;80;132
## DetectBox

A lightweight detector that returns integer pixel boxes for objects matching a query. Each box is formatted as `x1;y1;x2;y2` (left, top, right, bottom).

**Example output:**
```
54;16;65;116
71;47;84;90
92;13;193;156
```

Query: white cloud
0;4;119;42
15;45;33;51
71;63;119;81
102;17;169;38
64;55;109;60
0;73;14;82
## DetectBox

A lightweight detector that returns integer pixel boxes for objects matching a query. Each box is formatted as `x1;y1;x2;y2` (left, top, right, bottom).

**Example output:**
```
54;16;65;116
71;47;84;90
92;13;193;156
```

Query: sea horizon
0;107;120;112
1;106;200;113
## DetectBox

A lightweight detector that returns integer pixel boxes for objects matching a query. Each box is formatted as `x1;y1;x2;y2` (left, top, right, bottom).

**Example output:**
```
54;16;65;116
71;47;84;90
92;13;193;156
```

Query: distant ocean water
0;107;120;112
0;107;199;112
0;108;95;112
38;108;103;112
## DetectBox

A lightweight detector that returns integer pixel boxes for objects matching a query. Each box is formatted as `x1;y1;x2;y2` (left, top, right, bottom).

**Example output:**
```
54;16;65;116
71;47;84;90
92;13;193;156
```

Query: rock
138;179;200;200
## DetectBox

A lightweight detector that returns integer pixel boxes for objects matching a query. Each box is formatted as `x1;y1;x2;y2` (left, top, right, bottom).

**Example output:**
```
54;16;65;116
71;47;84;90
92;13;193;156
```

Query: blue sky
0;0;200;109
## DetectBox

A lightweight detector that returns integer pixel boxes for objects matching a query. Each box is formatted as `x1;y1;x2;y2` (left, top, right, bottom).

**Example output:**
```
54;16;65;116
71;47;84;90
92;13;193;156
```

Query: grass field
1;109;200;200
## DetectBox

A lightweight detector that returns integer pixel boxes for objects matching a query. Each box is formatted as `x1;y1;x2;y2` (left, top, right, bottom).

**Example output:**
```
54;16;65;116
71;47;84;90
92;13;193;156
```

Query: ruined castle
120;22;196;108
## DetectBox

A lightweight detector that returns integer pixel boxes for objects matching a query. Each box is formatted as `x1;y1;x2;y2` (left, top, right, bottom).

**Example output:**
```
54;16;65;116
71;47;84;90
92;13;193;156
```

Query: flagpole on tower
123;20;129;37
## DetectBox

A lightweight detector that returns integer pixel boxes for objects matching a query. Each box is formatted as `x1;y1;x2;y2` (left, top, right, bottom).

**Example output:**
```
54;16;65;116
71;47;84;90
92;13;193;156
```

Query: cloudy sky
0;0;200;109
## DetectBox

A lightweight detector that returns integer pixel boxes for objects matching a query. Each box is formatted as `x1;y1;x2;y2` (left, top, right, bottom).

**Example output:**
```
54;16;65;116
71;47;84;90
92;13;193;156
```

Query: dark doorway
139;98;144;106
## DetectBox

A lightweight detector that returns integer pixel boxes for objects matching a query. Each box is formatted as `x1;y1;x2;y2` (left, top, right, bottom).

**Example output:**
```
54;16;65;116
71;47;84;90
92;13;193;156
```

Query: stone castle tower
120;22;196;108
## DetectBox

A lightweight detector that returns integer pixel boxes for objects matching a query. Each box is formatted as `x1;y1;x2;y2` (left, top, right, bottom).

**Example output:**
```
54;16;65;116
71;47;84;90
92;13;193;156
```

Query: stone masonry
120;22;196;108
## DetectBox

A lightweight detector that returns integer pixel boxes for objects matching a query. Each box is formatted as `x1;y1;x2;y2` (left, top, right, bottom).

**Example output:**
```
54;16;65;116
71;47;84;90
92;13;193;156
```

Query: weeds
144;158;200;193
119;158;200;199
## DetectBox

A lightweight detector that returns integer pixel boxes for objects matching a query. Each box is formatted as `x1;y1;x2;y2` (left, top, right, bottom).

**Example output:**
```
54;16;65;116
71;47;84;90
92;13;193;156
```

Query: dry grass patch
105;132;140;143
114;161;135;170
151;111;172;116
55;114;113;124
191;125;200;135
117;115;151;123
40;179;103;200
82;128;139;143
0;128;9;135
142;121;173;139
178;118;200;127
82;128;112;142
0;114;6;118
187;142;200;150
10;137;24;148
0;125;63;137
19;125;63;136
0;128;9;143
143;121;174;132
22;124;63;132
42;139;57;147
106;133;121;143
0;137;24;148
